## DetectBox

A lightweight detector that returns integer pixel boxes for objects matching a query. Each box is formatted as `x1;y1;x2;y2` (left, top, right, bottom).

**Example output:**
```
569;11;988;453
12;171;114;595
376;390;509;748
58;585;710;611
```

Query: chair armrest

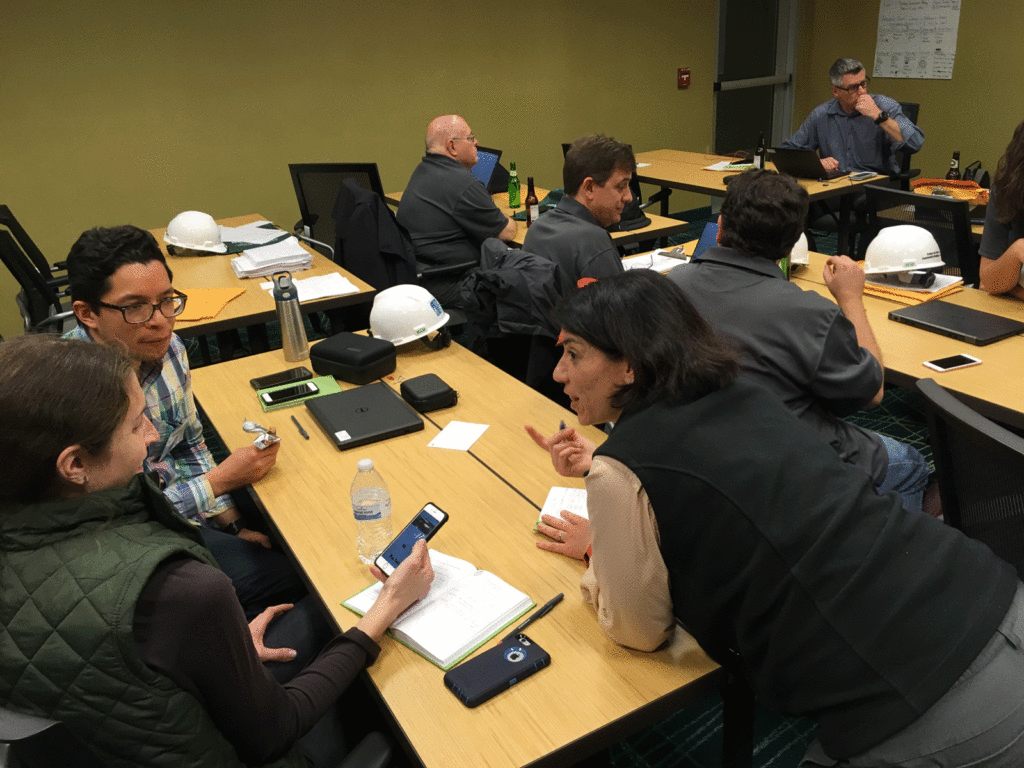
337;731;392;768
417;260;479;279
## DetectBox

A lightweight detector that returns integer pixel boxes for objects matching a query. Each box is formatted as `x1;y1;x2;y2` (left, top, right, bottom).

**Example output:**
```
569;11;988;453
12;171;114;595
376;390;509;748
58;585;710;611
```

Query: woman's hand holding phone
357;539;435;641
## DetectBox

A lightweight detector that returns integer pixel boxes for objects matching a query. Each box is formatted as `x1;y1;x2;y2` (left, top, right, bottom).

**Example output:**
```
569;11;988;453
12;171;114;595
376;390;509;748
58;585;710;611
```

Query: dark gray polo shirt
522;196;624;294
396;154;509;305
668;246;887;484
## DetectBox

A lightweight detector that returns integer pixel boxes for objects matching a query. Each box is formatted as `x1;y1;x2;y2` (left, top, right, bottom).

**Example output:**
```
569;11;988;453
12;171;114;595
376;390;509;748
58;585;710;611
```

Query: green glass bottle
508;162;521;208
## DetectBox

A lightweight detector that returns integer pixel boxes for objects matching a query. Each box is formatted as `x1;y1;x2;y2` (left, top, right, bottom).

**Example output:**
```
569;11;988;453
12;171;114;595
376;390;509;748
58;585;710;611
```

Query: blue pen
559;420;566;431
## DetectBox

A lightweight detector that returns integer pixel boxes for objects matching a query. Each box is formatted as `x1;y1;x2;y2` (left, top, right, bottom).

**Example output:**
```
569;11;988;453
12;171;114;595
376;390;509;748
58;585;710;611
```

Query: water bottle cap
357;458;374;472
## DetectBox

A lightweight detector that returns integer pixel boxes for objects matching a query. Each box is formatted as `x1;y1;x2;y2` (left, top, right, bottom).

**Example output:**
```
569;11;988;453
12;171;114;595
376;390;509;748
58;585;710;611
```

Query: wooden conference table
790;251;1024;429
634;149;877;255
385;187;689;249
151;214;375;339
191;343;721;768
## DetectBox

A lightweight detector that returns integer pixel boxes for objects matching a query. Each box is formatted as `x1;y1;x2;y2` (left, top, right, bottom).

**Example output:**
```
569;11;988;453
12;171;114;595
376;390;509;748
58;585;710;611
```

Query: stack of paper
231;236;313;278
865;273;964;305
221;220;289;246
623;248;689;273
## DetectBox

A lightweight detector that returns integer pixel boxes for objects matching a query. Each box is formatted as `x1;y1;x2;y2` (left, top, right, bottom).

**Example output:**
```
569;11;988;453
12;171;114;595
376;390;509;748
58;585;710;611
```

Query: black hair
563;135;636;196
0;336;134;503
66;225;172;308
551;271;738;415
718;170;808;262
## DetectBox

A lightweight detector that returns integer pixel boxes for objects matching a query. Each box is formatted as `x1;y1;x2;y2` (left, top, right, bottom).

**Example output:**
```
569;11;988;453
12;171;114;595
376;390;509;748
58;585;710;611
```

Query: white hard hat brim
388;312;451;346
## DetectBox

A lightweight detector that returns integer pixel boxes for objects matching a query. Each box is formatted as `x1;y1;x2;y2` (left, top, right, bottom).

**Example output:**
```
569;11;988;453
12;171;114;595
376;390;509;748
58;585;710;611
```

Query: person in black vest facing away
526;271;1024;767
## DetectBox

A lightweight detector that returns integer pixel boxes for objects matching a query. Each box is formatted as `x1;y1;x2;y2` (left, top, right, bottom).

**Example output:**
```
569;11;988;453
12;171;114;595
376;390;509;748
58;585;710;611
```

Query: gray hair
829;58;864;86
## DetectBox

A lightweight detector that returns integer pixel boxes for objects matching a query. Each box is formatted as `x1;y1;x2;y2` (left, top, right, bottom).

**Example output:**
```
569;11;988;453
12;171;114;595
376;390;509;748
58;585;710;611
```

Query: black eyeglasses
98;290;188;324
835;77;870;93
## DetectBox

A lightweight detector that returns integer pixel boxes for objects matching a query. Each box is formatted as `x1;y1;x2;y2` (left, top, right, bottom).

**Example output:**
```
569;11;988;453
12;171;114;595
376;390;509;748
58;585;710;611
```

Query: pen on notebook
503;593;563;641
290;415;309;440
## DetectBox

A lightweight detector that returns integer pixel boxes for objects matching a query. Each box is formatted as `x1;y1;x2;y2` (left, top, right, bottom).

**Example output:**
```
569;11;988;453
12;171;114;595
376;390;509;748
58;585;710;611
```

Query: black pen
503;593;563;641
290;414;309;439
559;420;566;431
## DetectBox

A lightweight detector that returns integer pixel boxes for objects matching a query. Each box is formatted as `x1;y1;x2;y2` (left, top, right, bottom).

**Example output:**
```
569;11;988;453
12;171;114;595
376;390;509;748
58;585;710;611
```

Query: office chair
0;230;74;333
859;184;978;286
289;163;387;258
917;378;1024;580
891;102;922;191
0;707;108;768
0;205;65;278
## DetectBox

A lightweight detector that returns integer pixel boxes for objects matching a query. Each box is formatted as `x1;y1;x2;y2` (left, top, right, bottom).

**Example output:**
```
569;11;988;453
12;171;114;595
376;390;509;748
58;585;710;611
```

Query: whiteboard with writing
873;0;961;80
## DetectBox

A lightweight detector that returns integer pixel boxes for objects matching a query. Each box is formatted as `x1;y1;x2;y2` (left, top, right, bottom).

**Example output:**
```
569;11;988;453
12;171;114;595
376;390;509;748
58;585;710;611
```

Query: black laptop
767;147;850;181
305;382;424;449
888;302;1024;346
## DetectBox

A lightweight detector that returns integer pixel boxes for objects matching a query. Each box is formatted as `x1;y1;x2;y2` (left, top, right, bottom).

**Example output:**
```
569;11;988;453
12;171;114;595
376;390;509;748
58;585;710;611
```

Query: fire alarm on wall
677;68;691;89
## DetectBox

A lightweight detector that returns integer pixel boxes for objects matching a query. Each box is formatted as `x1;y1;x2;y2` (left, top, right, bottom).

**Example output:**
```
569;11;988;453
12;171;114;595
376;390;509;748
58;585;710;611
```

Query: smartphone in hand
374;503;448;576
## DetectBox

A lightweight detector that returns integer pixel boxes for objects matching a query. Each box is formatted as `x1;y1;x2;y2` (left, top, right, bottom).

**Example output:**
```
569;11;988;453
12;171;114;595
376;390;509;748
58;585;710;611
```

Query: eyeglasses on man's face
98;290;188;324
452;134;477;144
836;77;870;93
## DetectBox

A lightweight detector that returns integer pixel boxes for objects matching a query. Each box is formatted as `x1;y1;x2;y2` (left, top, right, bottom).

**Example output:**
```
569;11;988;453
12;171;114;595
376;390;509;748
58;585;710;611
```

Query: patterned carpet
187;209;934;768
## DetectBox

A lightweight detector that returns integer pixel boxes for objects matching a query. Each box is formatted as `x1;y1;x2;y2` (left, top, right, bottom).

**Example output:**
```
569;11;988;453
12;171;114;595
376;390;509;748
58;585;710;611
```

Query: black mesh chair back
892;102;921;190
1;707;108;767
0;230;73;333
0;205;56;277
860;183;978;286
918;378;1024;580
288;163;386;258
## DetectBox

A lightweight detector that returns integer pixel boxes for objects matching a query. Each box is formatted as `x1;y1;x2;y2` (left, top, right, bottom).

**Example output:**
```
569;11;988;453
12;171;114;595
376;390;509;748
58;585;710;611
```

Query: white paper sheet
427;421;489;451
259;272;360;301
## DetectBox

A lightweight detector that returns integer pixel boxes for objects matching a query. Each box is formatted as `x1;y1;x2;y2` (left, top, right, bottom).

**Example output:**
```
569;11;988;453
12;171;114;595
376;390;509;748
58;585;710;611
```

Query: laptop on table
471;147;503;192
766;147;851;181
889;302;1024;346
305;381;424;449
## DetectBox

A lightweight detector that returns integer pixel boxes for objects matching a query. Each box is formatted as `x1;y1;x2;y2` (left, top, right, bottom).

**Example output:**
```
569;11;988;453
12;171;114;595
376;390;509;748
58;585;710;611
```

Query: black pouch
310;332;396;384
400;374;458;413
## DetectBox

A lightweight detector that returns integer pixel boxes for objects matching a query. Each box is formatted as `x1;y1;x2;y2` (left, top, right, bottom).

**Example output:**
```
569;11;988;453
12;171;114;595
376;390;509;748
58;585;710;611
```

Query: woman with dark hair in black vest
526;270;1024;767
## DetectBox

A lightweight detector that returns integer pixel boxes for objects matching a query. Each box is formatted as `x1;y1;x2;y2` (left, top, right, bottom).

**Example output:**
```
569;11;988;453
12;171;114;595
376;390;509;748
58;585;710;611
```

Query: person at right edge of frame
979;117;1024;300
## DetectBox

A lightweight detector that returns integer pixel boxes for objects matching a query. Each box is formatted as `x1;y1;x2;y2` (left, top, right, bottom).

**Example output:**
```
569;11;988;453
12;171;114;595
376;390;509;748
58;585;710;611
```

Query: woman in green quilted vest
0;335;434;768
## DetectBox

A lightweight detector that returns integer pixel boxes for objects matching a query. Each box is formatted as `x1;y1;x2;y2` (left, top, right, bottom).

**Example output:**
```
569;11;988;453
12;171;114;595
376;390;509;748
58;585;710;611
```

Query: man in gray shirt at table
523;135;633;294
782;57;924;176
396;114;516;307
668;170;939;518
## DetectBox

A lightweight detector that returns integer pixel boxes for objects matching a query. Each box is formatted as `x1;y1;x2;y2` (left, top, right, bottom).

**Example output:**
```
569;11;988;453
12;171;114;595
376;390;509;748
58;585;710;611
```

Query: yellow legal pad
177;287;246;321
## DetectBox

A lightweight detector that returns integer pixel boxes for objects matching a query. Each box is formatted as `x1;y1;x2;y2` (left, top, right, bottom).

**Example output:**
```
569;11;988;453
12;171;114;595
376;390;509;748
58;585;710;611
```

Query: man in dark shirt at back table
523;134;633;294
396;114;517;308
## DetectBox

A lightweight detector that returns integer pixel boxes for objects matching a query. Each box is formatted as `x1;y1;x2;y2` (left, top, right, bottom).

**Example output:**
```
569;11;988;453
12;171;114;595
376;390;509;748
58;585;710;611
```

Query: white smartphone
922;354;982;373
374;503;449;576
260;381;319;405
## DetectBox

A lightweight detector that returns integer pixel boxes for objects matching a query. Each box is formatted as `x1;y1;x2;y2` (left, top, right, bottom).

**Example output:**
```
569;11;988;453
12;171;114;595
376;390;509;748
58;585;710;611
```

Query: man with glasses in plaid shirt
65;225;305;621
783;57;924;176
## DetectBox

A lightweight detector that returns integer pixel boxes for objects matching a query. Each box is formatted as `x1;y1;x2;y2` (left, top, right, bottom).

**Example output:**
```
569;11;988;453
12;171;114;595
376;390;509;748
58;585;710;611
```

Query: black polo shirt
396;154;509;305
668;246;888;484
522;196;624;294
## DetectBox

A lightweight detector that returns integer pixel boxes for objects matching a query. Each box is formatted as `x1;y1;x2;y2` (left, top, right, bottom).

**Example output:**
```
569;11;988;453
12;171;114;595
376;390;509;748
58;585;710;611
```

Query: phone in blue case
443;633;551;708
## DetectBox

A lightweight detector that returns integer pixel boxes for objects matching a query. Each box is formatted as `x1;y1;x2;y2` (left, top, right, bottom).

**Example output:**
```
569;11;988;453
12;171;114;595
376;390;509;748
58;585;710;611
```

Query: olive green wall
792;0;1023;182
0;0;719;338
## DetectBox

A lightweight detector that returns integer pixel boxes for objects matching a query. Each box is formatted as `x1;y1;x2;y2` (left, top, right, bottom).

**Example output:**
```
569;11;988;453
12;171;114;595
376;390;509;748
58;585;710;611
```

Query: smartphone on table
374;502;448;576
250;366;313;391
443;633;551;708
922;354;982;373
260;381;319;405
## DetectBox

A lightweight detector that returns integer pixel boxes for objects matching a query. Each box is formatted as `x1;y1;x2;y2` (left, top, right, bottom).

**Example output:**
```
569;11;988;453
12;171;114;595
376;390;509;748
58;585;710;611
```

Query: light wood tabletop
634;149;879;203
386;188;688;249
152;214;375;338
788;263;1024;428
191;345;721;768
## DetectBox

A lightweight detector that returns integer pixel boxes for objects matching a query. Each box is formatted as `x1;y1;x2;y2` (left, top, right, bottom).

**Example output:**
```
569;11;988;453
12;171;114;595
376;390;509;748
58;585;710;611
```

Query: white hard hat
369;285;450;346
789;232;809;265
863;225;944;275
164;211;227;254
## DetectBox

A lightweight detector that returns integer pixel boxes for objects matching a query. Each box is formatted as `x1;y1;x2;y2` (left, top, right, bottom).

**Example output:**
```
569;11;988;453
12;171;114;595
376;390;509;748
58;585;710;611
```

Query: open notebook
343;550;534;670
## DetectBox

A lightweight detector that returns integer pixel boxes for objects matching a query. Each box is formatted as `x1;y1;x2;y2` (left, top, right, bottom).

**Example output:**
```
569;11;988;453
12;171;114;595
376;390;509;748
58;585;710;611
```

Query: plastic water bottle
350;459;393;564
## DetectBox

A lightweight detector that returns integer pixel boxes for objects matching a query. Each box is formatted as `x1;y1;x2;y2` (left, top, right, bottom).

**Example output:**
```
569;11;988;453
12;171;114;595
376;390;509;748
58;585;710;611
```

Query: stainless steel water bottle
272;271;309;362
